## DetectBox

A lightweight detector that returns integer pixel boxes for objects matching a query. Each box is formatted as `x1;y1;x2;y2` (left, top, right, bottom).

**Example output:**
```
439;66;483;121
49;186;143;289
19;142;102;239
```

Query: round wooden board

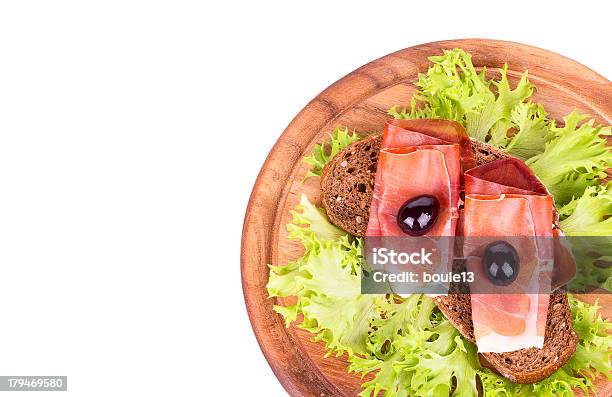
241;39;612;397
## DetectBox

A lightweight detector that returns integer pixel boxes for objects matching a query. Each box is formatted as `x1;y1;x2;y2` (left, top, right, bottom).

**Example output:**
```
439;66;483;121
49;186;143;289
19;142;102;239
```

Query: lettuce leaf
558;184;612;291
389;49;533;144
568;297;612;380
414;49;493;125
368;295;422;355
303;126;360;179
350;296;481;397
267;195;381;356
504;102;552;160
526;112;612;205
464;64;533;142
478;366;588;397
559;183;612;236
299;249;381;356
287;193;345;245
388;98;434;120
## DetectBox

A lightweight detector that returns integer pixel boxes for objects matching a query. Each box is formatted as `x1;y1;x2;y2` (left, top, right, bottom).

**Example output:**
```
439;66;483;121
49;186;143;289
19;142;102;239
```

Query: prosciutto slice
366;119;473;237
365;119;473;296
463;158;554;353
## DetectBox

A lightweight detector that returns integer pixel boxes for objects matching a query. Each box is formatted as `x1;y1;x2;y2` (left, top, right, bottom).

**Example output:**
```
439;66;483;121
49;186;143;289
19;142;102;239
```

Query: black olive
396;195;439;236
483;241;519;286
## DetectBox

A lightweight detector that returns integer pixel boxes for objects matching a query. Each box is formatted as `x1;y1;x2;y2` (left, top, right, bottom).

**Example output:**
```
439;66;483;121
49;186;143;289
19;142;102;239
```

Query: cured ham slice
366;119;474;237
373;146;458;236
365;119;473;296
466;158;576;290
463;158;554;353
383;119;477;171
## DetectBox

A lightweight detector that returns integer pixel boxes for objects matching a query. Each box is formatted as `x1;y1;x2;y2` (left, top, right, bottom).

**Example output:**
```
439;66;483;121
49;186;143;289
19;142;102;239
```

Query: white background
0;1;609;396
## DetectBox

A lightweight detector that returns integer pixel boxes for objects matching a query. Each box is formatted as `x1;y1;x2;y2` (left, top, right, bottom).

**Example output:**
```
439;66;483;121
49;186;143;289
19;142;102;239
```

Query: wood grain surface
241;39;612;397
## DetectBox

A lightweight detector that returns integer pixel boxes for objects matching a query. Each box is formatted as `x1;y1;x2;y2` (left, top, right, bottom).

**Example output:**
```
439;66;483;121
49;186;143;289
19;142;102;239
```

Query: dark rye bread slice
320;132;577;383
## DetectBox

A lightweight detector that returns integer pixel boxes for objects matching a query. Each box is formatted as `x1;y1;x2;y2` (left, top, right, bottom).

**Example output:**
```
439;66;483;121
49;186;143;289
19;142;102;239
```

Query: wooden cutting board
241;39;612;397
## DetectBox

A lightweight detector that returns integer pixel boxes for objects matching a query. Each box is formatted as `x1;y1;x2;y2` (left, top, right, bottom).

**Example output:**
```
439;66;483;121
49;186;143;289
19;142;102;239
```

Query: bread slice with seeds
319;132;577;384
320;133;382;236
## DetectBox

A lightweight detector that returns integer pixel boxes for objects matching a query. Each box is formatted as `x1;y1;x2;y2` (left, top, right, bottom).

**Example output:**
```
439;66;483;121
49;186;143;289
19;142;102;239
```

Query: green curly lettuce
560;183;612;236
303;126;360;179
389;48;612;207
389;49;533;144
503;102;552;160
400;48;493;125
286;193;345;246
267;194;381;356
569;297;612;380
526;112;612;205
464;64;533;143
351;303;480;397
558;184;612;291
267;196;612;397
